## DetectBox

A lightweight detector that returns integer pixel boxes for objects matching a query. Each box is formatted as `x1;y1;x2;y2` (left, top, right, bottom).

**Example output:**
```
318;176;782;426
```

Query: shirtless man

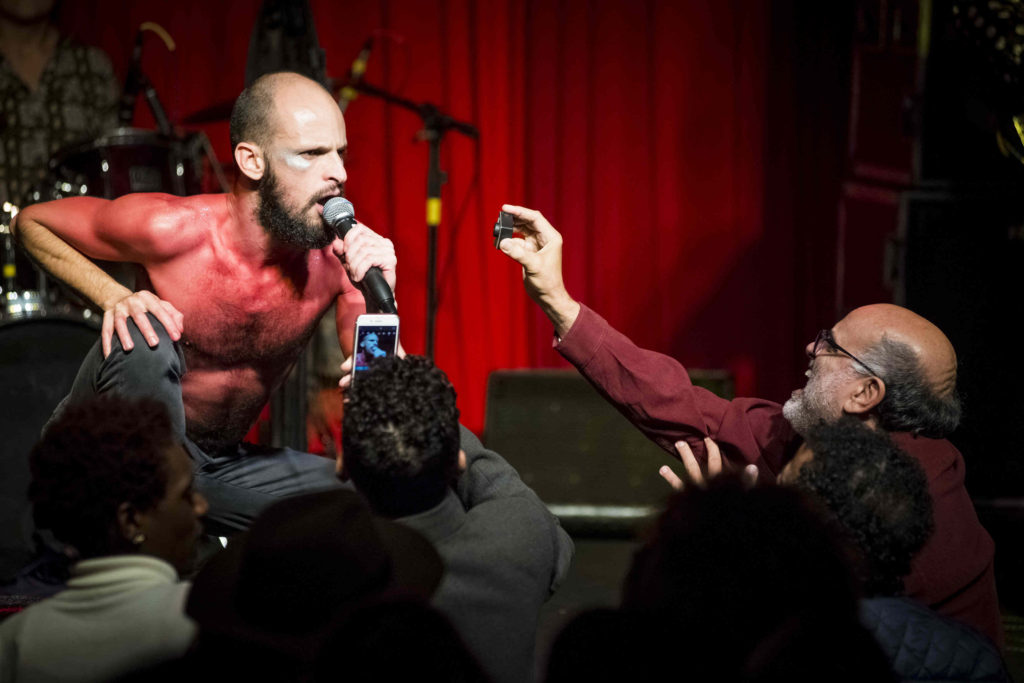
11;72;396;532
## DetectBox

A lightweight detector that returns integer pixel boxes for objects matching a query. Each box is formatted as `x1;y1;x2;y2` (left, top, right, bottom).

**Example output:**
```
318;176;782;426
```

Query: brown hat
186;489;443;659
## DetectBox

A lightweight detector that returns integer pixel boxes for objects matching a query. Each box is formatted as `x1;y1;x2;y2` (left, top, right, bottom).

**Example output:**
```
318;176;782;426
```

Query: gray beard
782;392;822;438
257;169;335;250
781;366;847;437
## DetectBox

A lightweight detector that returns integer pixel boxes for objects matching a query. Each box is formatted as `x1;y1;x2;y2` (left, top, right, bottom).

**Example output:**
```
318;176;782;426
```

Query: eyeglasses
811;329;880;378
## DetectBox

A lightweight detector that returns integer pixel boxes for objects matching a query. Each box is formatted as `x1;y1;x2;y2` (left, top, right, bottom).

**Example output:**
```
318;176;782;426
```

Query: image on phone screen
354;325;399;372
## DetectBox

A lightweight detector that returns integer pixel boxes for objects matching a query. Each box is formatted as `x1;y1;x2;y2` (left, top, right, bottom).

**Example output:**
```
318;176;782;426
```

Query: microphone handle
335;217;397;314
363;267;398;314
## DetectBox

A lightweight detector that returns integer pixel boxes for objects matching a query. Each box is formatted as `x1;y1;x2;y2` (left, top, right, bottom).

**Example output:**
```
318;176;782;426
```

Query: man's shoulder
889;432;964;480
889;432;959;459
116;193;225;251
461;494;561;548
128;192;226;219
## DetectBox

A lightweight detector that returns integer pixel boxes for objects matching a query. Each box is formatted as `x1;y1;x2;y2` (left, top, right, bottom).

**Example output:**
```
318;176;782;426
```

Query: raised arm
496;203;795;475
12;195;194;357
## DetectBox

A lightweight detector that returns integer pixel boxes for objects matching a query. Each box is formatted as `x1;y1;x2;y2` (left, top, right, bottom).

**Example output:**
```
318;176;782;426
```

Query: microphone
338;37;374;113
323;198;397;314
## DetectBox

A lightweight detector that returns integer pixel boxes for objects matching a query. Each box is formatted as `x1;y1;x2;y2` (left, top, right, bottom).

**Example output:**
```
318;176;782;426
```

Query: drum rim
49;127;179;165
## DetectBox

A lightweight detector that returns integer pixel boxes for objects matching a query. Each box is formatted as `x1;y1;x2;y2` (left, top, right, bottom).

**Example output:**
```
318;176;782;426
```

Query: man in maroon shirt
496;204;1002;647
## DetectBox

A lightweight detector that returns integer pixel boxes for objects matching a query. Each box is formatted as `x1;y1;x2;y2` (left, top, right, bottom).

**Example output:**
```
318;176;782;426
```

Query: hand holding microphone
324;198;398;314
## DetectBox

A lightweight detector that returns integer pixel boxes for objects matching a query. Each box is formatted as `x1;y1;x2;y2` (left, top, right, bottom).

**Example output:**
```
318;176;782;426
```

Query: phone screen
353;324;399;373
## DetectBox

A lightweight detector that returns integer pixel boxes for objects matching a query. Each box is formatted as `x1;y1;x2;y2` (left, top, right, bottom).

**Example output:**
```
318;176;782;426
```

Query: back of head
846;304;961;437
185;489;442;677
313;598;489;683
858;335;961;437
342;356;461;517
30;396;175;559
622;477;860;660
796;418;934;596
230;73;277;152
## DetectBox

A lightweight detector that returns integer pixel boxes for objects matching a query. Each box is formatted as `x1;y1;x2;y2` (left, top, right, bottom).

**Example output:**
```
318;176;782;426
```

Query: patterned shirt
0;39;118;206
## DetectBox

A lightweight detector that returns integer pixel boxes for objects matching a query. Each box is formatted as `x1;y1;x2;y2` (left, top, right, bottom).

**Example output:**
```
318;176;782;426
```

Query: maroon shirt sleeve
555;304;798;475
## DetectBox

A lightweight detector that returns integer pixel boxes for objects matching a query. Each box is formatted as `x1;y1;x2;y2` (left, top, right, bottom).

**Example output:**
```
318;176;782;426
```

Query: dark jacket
861;596;1008;682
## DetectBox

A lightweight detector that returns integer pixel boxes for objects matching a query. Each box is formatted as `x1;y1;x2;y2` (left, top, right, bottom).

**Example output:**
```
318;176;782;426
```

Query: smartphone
351;314;400;381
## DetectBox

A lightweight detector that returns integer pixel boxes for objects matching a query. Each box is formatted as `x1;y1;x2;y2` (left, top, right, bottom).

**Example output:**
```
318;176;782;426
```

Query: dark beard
257;167;335;250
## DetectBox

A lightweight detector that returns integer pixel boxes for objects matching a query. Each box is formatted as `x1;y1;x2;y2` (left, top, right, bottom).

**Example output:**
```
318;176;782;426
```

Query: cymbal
182;100;234;125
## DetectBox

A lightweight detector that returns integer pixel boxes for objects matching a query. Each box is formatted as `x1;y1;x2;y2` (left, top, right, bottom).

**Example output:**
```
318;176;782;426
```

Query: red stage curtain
59;0;804;435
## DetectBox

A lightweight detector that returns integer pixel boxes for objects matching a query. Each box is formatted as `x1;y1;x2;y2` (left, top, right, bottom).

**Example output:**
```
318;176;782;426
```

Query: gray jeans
47;314;343;535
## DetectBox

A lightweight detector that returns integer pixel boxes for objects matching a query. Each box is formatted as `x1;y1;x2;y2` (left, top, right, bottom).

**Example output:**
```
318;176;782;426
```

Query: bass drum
0;313;99;581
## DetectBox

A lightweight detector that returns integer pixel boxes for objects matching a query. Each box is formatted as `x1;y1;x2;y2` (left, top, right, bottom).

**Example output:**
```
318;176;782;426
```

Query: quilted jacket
861;597;1009;682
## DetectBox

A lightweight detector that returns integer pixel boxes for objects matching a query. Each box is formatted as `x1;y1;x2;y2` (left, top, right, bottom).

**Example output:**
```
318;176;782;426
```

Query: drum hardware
120;22;177;136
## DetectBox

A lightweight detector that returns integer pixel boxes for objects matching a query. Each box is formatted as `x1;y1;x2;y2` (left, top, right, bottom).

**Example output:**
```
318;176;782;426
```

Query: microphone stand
350;81;478;359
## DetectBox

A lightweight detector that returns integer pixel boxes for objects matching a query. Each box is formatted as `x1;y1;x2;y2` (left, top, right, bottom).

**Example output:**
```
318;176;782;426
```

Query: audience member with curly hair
340;355;574;683
780;417;934;597
780;419;1009;681
342;355;462;518
0;396;208;683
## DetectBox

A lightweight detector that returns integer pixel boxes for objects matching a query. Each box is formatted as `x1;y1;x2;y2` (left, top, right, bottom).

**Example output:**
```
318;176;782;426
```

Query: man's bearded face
782;361;851;437
257;162;336;250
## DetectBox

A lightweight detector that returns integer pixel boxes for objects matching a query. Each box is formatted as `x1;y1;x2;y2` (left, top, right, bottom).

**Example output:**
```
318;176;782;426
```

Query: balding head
836;304;957;397
834;304;960;437
229;71;337;152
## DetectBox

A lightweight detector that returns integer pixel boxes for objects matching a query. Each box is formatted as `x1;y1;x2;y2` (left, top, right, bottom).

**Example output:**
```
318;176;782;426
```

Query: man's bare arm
12;195;191;356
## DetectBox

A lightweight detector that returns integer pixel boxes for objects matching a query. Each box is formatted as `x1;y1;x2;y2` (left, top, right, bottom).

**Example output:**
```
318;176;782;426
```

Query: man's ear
234;142;266;181
843;376;886;415
116;501;141;541
458;449;467;473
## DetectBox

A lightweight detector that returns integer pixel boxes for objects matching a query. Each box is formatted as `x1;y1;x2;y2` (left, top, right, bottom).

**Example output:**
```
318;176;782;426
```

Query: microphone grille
323;197;354;225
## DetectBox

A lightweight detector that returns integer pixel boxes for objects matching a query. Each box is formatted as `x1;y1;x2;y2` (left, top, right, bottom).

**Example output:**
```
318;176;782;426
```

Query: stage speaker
897;189;1024;497
483;368;733;535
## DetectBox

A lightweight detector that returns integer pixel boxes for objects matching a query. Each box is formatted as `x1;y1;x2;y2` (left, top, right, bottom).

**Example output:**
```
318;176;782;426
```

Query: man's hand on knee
102;290;184;357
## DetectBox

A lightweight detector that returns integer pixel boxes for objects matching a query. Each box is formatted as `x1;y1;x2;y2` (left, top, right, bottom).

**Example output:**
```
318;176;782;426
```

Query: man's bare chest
146;251;346;366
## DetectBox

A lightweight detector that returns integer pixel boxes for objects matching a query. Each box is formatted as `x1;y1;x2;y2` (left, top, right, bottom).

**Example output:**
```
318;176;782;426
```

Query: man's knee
101;314;186;383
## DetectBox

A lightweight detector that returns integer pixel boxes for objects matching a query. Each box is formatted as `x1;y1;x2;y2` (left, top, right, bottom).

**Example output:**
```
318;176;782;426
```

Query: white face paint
282;153;312;170
278;108;320;170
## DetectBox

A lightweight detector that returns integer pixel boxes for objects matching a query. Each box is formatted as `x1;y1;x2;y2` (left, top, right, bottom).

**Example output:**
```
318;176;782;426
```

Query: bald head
834;304;960;437
837;304;957;397
229;71;338;152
